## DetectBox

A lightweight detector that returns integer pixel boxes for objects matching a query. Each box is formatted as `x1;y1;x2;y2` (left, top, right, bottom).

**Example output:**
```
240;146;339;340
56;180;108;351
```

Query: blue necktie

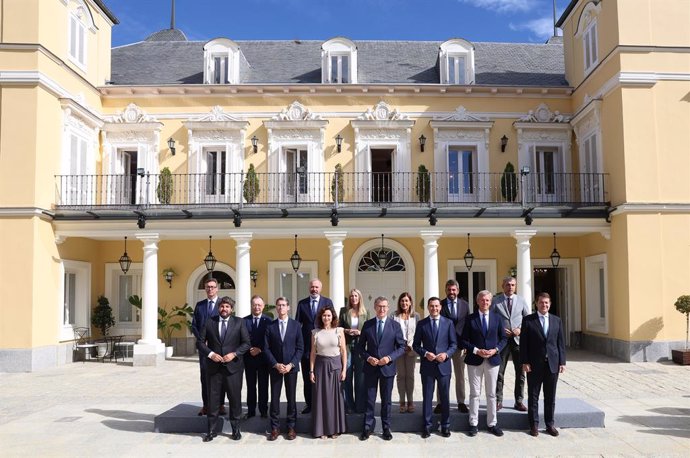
377;320;383;343
482;313;488;334
208;300;214;315
311;299;317;317
221;319;228;341
541;315;548;337
432;319;438;341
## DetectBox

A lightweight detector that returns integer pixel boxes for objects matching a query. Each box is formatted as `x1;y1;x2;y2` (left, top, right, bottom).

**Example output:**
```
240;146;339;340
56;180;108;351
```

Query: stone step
154;398;604;435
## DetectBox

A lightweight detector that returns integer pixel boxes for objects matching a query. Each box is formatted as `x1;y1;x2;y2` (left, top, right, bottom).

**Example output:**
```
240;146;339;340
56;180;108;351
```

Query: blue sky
106;0;572;47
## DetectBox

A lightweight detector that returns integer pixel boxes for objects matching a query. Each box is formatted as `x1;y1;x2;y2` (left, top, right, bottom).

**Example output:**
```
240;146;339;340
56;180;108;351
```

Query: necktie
208;300;214;315
482;313;488;334
432;319;438;341
311;299;317;317
253;317;258;330
541;315;548;337
377;320;383;343
221;319;228;341
451;301;456;319
280;321;286;341
507;297;512;315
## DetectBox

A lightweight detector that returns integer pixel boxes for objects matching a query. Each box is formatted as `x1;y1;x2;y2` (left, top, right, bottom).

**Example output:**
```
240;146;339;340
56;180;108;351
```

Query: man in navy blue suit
294;278;333;414
357;296;406;441
460;290;507;437
192;277;225;416
413;297;457;438
264;297;304;441
243;295;272;419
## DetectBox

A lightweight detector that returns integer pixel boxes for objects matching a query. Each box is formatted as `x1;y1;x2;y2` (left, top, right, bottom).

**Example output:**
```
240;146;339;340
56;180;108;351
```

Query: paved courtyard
1;350;690;457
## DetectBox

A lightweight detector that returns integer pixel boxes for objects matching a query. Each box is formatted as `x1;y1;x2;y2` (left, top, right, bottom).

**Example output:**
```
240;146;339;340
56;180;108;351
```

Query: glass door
205;150;227;203
284;148;308;203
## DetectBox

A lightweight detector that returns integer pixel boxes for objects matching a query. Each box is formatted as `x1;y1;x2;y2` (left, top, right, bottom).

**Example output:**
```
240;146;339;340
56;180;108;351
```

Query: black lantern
335;134;343;153
377;234;389;270
119;236;132;274
251;135;258;154
167;137;176;155
550;232;561;268
419;134;427;152
204;236;217;272
463;233;475;271
250;269;258;287
500;134;508;153
290;234;302;273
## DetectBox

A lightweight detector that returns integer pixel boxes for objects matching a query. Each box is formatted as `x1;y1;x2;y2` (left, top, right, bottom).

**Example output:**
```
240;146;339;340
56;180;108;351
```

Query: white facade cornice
430;120;494;130
609;203;690;216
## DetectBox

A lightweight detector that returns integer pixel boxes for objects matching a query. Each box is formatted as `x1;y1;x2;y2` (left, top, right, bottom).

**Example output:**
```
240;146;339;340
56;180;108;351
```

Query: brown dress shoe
218;406;227;415
529;424;539;437
546;425;559;436
458;403;469;413
287;428;297;440
497;402;503;411
198;406;207;416
514;402;528;412
268;429;280;441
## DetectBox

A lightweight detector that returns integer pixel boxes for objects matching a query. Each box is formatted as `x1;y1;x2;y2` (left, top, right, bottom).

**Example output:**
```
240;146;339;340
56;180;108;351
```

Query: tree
156;167;174;204
416;164;431;203
501;162;518;202
91;295;115;337
243;164;260;203
675;295;690;350
330;163;344;203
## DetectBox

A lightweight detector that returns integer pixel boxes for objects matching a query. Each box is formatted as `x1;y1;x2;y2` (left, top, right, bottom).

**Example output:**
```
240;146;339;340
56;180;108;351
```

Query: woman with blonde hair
339;288;369;413
393;292;420;413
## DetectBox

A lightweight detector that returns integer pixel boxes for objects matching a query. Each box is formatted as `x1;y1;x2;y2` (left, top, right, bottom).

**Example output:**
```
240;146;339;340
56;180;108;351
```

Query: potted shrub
243;164;260;203
416;164;431;203
129;295;192;358
330;163;344;203
156;167;174;204
672;295;690;365
91;295;114;357
501;162;518;202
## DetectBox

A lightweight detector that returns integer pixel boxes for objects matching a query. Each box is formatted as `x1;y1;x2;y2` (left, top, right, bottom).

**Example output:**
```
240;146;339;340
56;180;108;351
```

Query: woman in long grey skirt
309;305;347;438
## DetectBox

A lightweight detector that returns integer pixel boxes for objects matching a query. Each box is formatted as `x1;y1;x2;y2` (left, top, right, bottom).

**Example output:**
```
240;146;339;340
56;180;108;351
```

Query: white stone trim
584;253;608;334
321;37;357;84
58;259;92;342
531;257;582;342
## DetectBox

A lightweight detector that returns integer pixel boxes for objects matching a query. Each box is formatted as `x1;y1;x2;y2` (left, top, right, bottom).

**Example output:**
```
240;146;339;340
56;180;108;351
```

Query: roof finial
170;0;176;30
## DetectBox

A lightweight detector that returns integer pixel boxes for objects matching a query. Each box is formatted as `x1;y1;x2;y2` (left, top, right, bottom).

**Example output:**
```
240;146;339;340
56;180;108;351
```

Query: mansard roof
111;38;567;87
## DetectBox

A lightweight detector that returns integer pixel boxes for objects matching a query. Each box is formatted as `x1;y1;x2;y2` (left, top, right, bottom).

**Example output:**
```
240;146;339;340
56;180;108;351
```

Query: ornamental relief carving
357;129;407;141
270;129;321;142
64;113;95;136
435;130;487;141
190;130;241;143
273;101;322;121
437;106;489;122
518;103;568;123
190;106;243;122
105;130;157;143
109;103;157;123
518;130;570;142
358;101;408;121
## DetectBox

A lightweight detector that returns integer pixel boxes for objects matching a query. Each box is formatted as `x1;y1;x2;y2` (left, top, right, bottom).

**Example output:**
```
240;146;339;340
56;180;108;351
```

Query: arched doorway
186;262;237;312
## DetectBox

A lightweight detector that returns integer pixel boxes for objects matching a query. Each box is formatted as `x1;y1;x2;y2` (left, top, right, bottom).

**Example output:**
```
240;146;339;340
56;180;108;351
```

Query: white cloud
459;0;540;13
509;17;555;40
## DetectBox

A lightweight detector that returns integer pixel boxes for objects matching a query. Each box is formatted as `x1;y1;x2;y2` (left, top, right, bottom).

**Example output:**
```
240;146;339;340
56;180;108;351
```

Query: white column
513;230;537;306
325;231;347;315
231;232;253;318
133;233;165;366
421;230;443;317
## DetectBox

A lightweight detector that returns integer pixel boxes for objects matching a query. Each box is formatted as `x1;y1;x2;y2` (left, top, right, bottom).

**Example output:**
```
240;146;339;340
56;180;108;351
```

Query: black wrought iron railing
54;171;609;209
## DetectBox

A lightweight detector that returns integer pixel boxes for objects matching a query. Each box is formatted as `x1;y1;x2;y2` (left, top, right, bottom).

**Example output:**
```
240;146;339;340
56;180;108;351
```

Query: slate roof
111;33;568;87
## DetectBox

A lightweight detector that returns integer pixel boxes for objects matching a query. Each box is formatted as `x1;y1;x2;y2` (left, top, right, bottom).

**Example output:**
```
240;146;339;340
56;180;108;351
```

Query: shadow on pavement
617;406;690;438
86;408;155;433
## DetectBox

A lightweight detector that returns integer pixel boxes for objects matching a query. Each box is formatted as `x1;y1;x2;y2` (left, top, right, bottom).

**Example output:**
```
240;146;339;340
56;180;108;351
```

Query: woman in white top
393;292;420;413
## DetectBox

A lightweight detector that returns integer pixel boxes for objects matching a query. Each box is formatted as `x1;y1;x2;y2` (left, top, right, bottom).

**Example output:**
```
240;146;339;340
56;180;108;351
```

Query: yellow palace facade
1;0;688;371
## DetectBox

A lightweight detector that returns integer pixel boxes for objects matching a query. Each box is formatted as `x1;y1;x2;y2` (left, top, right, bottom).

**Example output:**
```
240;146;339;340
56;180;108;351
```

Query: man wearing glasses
192;278;226;416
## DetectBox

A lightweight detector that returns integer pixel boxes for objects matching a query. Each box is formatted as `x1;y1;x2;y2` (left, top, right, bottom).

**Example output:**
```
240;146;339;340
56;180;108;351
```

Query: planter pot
671;349;690;365
165;346;174;359
96;342;108;358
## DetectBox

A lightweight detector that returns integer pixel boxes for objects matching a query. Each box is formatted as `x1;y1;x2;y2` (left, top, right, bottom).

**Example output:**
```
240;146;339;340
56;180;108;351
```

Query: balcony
54;171;609;220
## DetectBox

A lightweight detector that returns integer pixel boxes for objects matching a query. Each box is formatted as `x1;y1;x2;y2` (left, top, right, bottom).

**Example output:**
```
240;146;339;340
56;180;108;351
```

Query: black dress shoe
301;406;311;414
202;432;217;442
231;427;242;441
382;428;392;441
433;404;442;414
421;429;431;439
359;429;371;441
458;403;469;413
468;425;478;437
260;412;268;418
488;425;504;437
546;425;559;437
441;427;451;438
243;412;255;419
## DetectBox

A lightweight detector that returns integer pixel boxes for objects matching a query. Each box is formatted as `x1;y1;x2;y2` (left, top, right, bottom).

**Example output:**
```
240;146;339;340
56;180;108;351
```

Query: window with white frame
321;38;357;84
448;147;477;198
105;263;143;331
59;260;91;341
581;132;604;202
203;38;240;84
439;39;475;85
268;261;318;318
583;20;598;75
585;254;608;333
69;11;86;67
448;258;497;307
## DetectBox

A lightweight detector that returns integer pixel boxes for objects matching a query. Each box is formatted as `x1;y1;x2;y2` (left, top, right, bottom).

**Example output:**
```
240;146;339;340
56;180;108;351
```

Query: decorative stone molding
437;106;488;122
518;103;568;123
273;101;322;121
190;106;243;122
357;101;408;121
269;129;322;142
109;103;158;124
570;99;602;143
575;1;602;37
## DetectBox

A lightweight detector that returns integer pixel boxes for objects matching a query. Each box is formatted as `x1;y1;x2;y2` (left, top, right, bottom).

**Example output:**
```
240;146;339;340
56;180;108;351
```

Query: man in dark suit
520;292;566;437
263;297;303;441
191;277;225;416
413;297;457;438
243;295;271;419
460;290;507;437
357;296;406;441
491;276;530;411
198;296;251;442
440;279;471;413
294;278;333;414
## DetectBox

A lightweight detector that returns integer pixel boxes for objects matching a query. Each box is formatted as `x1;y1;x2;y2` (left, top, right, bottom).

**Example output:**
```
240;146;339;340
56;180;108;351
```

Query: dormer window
576;2;601;76
66;0;96;70
322;37;357;84
203;38;240;84
439;39;475;85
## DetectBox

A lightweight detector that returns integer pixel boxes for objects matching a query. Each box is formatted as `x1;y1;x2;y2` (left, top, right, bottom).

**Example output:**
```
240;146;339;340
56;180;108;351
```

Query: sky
105;0;572;47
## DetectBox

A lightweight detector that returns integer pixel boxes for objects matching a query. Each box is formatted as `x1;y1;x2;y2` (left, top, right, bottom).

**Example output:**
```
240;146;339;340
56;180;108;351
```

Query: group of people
191;275;566;442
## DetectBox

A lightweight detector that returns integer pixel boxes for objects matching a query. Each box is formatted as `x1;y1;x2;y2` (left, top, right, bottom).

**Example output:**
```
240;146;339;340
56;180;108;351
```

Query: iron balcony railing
54;171;609;209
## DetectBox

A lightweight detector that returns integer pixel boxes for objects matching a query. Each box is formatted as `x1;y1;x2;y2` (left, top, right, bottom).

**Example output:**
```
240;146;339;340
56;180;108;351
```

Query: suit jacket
191;297;219;341
263;318;303;372
197;315;251;375
295;295;334;358
412;315;457;377
519;313;566;374
243;314;272;366
338;306;369;347
441;297;471;336
356;317;406;378
490;293;530;345
460;310;507;367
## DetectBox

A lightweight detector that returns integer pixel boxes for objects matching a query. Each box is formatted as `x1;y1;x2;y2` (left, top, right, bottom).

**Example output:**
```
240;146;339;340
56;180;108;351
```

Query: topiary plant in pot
672;295;690;364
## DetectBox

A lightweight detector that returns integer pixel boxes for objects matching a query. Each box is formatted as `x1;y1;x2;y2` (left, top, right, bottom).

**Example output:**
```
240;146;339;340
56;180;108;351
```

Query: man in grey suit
491;276;529;412
440;279;471;413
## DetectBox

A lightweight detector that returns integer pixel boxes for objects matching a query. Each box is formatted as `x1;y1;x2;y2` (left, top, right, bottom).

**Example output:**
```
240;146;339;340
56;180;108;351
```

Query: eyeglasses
205;285;218;290
375;305;389;309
